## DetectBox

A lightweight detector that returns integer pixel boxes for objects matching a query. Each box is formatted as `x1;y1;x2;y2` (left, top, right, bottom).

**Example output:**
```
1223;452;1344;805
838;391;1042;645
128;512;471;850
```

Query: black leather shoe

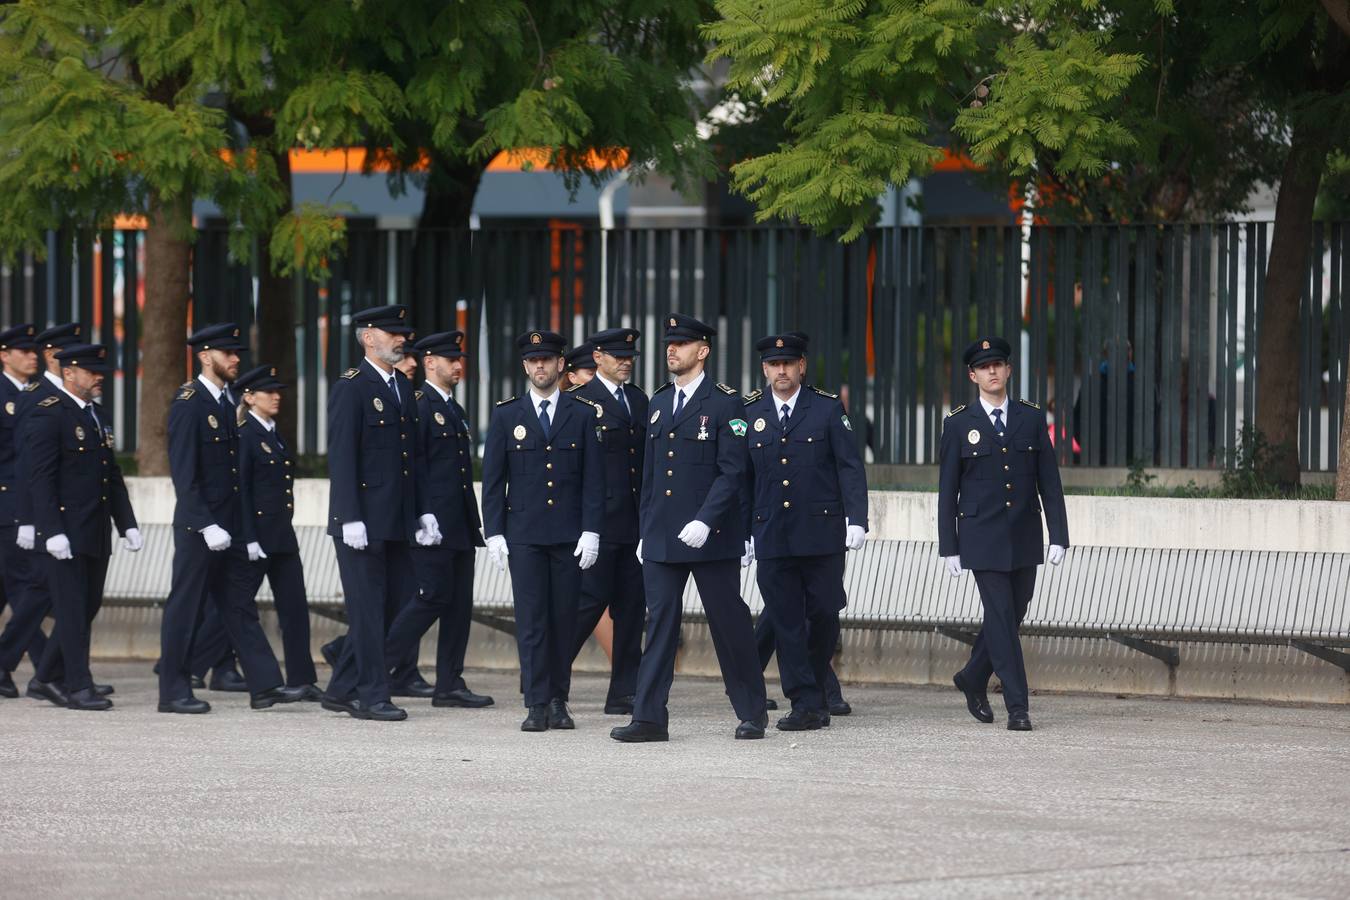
828;700;852;716
776;708;826;731
1007;712;1033;731
610;720;669;742
27;679;68;707
190;675;206;690
158;696;211;714
320;640;340;668
320;693;359;716
820;712;831;728
765;698;779;711
94;683;115;697
390;676;435;698
67;687;113;711
521;704;550;732
953;672;995;724
251;685;307;710
294;684;323;702
548;698;575;730
356;701;408;722
208;668;248;693
735;712;769;740
0;672;17;699
603;694;635;715
433;688;494;708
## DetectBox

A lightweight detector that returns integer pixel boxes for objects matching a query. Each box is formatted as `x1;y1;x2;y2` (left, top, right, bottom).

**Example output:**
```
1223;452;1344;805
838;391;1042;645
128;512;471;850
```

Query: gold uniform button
665;489;672;496
780;458;788;465
1005;483;1012;490
1005;501;1013;508
1001;447;1008;454
546;445;552;451
782;479;790;486
547;481;554;488
667;451;674;458
783;501;791;509
629;448;636;455
630;468;636;474
668;432;675;439
546;499;554;506
1004;465;1010;472
546;463;553;470
667;470;673;477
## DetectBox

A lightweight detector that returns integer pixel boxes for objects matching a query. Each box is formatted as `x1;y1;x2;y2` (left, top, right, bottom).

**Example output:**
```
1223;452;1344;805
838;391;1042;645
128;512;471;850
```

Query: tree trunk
135;191;193;476
1337;353;1350;499
416;151;485;230
256;148;299;451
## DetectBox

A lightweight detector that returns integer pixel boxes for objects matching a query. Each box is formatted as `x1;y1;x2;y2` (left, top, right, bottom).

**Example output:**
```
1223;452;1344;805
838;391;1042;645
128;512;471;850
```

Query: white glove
486;534;509;571
677;520;710;549
201;523;232;552
1048;544;1066;566
574;531;600;570
122;527;144;553
635;539;643;566
341;521;368;551
247;541;268;562
740;538;754;568
944;555;964;578
16;525;35;550
415;513;443;547
845;521;866;551
46;533;73;561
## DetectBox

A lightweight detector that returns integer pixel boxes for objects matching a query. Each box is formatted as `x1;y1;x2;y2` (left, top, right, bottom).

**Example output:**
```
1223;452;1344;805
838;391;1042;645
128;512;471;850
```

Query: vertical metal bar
122;230;140;454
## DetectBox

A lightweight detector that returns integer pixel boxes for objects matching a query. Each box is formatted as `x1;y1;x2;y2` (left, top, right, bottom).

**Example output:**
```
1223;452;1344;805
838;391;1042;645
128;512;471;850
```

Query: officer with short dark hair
560;326;648;716
742;333;868;731
322;305;442;722
158;323;306;714
611;313;768;743
939;336;1069;732
25;343;140;709
481;330;603;732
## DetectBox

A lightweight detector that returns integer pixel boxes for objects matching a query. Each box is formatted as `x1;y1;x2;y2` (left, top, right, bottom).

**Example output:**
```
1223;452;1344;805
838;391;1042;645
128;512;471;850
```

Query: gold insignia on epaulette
565;382;582;392
812;386;839;400
495;396;516;406
946;404;966;417
37;396;60;407
1019;398;1041;410
175;388;195;401
340;368;360;380
716;383;738;395
21;381;38;392
743;389;763;405
414;390;424;401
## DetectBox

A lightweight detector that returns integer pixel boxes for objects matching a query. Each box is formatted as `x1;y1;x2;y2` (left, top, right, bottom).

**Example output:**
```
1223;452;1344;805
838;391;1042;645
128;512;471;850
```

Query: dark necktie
992;408;1006;442
539;399;551;438
673;389;685;419
780;402;791;427
386;376;401;408
615;386;629;417
87;403;101;435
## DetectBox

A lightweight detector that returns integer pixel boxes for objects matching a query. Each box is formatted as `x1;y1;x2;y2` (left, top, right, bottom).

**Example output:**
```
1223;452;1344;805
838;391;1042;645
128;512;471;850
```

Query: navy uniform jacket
238;415;299;554
28;392;136;557
326;362;427;543
414;386;485;551
743;385;868;559
481;391;604;545
0;375;25;524
573;377;648;542
639;378;749;563
937;399;1070;571
168;377;242;536
12;376;60;527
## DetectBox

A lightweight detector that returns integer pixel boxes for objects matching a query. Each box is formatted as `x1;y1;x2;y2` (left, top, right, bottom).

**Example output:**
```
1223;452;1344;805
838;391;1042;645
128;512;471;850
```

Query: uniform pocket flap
958;500;979;517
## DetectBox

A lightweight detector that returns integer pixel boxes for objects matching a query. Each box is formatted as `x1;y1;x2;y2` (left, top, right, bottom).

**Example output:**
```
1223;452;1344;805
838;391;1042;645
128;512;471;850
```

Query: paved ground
1;663;1347;898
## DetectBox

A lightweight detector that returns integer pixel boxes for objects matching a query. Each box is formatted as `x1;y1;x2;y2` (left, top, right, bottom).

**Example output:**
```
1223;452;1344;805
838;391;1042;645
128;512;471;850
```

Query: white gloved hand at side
46;533;73;560
740;538;754;568
1048;544;1066;566
16;525;35;550
486;534;509;571
944;555;964;578
677;520;710;549
635;539;643;565
201;524;232;552
574;531;600;570
341;521;368;551
247;541;268;562
845;522;866;551
415;513;442;547
122;527;144;552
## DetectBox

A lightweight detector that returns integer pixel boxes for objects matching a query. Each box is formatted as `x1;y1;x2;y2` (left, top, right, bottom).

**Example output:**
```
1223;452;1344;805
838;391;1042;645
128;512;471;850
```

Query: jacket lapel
781;388;812;437
548;392;575;440
673;378;709;428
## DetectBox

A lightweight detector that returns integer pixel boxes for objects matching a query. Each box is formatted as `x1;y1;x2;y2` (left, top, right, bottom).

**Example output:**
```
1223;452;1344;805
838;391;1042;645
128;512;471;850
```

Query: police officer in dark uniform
158;323;305;714
563;341;598;389
322;305;443;722
230;364;320;700
481;330;603;732
611;313;768;743
377;330;494;709
561;327;648;716
0;323;44;697
25;343;141;709
742;333;868;730
939;336;1069;731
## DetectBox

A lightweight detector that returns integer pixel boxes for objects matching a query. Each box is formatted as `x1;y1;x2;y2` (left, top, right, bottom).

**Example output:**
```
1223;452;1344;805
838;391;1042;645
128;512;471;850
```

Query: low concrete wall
58;478;1350;705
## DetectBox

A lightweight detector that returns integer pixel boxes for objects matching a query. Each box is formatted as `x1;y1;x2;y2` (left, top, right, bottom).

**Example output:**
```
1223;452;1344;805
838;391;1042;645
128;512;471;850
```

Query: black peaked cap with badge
963;336;1012;368
414;331;466;359
516;329;565;359
55;343;112;373
352;304;414;335
37;322;84;350
565;341;598;370
235;364;286;393
755;333;807;362
187;322;248;352
663;313;716;343
588;327;641;357
0;323;37;350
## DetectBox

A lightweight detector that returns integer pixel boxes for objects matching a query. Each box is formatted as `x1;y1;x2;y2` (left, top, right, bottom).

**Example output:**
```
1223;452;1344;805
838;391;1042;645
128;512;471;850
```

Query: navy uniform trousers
961;567;1037;714
754;553;846;712
326;538;418;708
635;559;765;728
379;545;476;692
565;540;644;705
0;530;49;674
34;554;109;693
509;543;581;708
753;613;844;708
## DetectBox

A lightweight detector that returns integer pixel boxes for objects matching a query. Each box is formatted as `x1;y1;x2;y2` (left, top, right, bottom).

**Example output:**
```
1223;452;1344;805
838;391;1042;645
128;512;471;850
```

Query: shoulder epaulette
414;390;424;401
340;368;360;380
37;395;60;408
495;396;516;407
1019;398;1041;410
812;386;839;400
743;388;763;405
572;394;598;407
21;381;38;392
716;383;738;396
946;404;966;417
564;382;582;392
175;387;196;401
652;382;673;396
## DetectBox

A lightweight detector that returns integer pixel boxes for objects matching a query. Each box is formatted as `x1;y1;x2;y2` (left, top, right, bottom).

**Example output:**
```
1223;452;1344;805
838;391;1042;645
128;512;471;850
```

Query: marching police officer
939;336;1069;731
481;330;603;732
231;365;321;700
25;343;141;709
0;323;44;697
611;313;768;742
742;333;868;730
322;305;442;722
561;327;648;716
378;331;494;709
158;323;305;714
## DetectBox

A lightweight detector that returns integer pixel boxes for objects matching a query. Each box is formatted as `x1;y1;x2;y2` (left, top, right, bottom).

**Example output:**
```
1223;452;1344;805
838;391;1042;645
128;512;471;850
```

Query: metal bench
102;526;1350;673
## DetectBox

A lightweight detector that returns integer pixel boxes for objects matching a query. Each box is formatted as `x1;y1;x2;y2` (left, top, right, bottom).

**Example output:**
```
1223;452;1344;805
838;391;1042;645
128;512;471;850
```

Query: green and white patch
842;414;852;432
729;418;748;437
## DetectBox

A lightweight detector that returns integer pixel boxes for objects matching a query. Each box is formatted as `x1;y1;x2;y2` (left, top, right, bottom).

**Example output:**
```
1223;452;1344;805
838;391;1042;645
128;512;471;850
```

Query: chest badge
105;430;115;449
753;417;766;433
4;401;13;415
261;441;273;454
594;404;603;419
372;397;384;413
513;424;527;440
434;411;446;425
967;429;981;445
697;416;710;440
650;409;660;424
75;425;86;441
207;414;219;430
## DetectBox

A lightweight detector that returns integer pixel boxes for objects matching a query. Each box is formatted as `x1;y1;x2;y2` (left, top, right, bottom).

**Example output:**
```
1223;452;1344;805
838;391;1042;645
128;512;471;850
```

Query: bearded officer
611;313;768;743
939;336;1069;731
560;327;647;716
741;333;867;731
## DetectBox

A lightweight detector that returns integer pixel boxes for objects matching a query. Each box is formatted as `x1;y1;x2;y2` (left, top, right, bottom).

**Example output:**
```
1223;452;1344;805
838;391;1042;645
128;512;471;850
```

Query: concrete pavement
1;663;1347;898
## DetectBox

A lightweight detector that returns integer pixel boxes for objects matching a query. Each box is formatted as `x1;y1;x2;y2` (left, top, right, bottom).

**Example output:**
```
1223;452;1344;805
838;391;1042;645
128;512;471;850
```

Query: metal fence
2;222;1346;470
